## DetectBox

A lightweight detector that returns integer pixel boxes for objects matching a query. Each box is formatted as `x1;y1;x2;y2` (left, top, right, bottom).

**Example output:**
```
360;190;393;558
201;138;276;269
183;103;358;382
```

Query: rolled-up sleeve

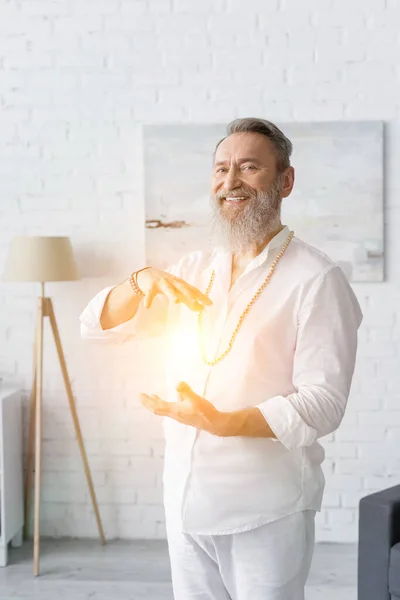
79;285;168;344
79;255;193;344
257;265;363;451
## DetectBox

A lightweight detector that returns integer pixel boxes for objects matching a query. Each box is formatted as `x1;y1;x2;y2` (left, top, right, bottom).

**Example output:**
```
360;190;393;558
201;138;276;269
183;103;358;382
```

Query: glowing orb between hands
167;312;214;385
169;326;199;369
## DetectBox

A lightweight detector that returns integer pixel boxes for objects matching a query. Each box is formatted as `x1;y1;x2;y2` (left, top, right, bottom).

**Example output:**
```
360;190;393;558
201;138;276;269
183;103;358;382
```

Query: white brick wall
0;0;399;543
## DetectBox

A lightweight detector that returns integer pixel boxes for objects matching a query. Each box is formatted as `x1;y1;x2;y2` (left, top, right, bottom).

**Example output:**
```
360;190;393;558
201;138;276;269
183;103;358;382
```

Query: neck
232;221;284;265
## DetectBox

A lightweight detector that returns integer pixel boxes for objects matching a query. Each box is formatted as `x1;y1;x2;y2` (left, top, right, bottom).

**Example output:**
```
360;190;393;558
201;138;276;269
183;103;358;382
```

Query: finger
174;279;213;307
144;394;181;418
139;393;155;408
176;381;198;401
143;286;157;308
148;395;186;420
165;273;212;306
139;393;169;415
178;293;204;313
187;285;213;307
172;283;205;313
159;278;181;304
176;381;191;395
159;276;202;312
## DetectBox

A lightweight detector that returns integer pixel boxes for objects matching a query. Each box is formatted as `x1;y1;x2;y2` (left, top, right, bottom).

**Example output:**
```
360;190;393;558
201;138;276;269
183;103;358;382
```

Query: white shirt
80;225;363;535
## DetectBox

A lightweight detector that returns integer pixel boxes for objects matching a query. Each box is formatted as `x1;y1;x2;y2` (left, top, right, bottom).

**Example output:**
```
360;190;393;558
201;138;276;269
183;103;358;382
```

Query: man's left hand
139;381;223;435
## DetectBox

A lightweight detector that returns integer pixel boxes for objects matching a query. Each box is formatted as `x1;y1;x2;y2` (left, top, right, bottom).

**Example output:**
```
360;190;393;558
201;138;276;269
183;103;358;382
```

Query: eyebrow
214;157;262;166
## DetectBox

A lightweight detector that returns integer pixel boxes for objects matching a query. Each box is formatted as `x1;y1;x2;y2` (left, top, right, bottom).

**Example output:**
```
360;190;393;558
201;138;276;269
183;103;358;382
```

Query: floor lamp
2;236;105;576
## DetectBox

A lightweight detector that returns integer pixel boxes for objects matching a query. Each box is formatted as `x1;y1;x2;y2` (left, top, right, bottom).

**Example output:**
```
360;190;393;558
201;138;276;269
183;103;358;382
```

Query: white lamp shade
2;236;79;282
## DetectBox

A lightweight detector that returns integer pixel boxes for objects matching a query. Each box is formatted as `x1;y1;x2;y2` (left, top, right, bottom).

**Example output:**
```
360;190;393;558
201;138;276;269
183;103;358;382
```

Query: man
80;117;363;600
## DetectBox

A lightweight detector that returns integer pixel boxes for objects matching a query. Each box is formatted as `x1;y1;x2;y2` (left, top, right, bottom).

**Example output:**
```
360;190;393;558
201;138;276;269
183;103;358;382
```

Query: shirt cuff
80;286;112;329
256;395;318;451
79;285;139;340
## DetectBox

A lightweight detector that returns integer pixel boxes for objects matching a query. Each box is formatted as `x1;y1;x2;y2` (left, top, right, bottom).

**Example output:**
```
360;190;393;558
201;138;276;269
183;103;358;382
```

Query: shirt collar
242;224;291;275
211;225;291;288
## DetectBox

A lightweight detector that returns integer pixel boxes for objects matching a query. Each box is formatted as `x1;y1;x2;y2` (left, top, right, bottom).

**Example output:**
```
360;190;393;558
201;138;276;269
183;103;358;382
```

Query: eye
216;167;228;173
243;164;256;171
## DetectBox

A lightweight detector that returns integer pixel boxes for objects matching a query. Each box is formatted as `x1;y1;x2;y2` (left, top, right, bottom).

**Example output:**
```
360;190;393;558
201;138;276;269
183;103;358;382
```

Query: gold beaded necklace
198;231;294;366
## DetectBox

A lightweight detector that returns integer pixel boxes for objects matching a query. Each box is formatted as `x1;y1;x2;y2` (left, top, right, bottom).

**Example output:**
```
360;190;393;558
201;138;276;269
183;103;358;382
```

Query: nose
224;164;241;191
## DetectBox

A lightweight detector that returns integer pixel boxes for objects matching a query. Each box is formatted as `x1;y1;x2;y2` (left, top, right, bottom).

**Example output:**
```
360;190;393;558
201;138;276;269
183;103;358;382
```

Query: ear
281;166;295;198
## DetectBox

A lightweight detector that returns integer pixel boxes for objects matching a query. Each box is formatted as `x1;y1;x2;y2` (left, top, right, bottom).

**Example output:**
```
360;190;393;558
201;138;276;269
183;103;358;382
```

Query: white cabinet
0;386;24;566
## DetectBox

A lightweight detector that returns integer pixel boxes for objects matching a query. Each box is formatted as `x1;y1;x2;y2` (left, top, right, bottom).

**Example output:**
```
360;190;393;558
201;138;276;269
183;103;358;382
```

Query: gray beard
210;179;282;253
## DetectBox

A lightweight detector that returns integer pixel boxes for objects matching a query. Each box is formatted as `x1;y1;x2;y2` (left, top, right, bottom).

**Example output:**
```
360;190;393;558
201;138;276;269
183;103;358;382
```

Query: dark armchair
358;484;400;600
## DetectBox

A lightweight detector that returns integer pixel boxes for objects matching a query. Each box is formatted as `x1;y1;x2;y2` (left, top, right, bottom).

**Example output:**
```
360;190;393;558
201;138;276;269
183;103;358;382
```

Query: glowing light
169;323;199;371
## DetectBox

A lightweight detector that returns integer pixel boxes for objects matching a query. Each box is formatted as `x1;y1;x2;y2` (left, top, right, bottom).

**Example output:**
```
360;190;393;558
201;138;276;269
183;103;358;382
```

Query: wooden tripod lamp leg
24;362;36;540
33;297;44;577
46;299;106;545
24;302;40;541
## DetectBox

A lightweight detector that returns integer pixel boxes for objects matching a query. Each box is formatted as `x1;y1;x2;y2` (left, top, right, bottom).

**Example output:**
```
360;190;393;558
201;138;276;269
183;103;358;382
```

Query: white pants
167;510;316;600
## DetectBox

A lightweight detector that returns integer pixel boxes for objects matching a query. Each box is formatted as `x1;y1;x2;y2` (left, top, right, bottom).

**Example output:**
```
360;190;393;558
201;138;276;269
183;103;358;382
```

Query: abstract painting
143;122;384;282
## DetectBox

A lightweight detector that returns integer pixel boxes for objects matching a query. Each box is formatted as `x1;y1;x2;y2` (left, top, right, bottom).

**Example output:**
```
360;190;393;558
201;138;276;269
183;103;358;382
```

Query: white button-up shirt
80;225;362;535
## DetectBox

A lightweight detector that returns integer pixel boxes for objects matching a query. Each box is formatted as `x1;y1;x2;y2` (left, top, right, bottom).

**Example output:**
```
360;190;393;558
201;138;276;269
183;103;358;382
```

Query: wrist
129;267;151;297
136;267;152;290
129;271;144;297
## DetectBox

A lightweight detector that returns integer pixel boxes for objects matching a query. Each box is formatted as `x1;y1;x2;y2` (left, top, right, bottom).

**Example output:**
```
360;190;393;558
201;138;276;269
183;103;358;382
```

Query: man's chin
219;205;247;222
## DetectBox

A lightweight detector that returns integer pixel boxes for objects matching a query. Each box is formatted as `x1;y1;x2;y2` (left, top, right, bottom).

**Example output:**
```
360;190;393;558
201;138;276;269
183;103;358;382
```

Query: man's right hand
137;268;213;313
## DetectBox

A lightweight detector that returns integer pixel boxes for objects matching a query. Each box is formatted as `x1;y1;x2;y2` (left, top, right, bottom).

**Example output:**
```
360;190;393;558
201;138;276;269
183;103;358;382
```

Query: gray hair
215;117;293;173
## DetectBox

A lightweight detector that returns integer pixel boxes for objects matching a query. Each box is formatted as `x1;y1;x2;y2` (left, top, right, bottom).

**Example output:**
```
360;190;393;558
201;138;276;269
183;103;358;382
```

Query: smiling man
80;118;363;600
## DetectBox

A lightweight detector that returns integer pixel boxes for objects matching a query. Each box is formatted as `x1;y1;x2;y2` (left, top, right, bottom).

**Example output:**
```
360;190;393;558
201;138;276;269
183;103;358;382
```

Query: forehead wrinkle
213;157;264;167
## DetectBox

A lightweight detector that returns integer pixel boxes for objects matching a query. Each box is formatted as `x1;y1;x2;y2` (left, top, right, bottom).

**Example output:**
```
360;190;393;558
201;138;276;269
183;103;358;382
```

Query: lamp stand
24;284;106;576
